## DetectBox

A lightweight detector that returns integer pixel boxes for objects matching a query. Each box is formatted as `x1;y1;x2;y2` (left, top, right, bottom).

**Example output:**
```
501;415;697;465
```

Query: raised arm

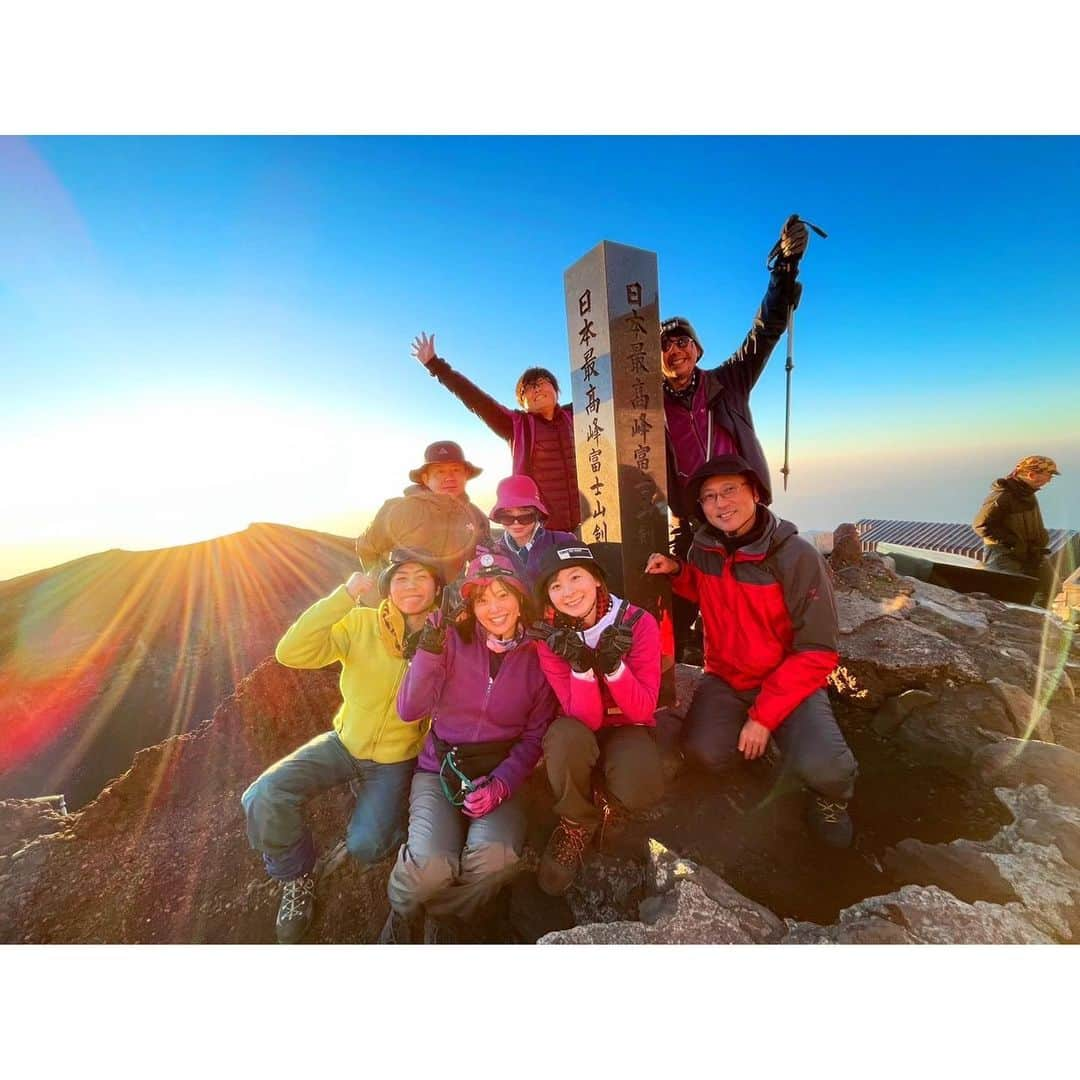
275;584;358;669
712;216;806;397
412;331;515;441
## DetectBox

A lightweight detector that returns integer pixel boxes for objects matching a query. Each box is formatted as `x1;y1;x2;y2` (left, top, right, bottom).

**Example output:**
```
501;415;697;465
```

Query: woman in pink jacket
529;544;664;896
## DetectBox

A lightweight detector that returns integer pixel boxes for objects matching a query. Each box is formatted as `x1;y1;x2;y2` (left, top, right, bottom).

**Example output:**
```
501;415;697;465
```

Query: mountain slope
0;523;357;808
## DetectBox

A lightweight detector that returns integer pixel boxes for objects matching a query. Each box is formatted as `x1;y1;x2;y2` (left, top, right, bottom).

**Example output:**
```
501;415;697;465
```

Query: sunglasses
495;511;538;526
661;335;693;351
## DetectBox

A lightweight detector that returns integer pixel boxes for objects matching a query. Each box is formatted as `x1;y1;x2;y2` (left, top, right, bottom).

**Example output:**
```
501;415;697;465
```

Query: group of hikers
240;214;1062;944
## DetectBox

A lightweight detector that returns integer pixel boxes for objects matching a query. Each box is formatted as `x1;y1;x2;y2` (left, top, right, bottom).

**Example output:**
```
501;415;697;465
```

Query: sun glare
2;392;436;578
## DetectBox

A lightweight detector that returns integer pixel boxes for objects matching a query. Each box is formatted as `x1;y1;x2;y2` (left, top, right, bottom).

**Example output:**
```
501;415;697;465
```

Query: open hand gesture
411;331;437;367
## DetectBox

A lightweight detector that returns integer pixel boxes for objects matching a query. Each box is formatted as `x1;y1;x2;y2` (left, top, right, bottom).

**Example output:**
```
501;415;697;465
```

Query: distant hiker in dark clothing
488;474;578;591
241;549;443;944
381;549;557;944
662;215;810;661
355;440;491;592
645;454;857;849
973;454;1061;606
410;332;582;533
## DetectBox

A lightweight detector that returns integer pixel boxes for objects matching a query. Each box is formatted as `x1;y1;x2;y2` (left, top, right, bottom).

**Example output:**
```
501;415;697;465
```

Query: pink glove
462;775;510;819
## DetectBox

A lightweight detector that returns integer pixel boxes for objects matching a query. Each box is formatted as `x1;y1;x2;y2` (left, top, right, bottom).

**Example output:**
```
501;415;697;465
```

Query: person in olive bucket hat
973;454;1063;606
356;440;492;589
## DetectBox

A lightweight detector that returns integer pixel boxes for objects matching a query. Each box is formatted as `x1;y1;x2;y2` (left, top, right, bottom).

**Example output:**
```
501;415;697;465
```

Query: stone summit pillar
563;241;674;689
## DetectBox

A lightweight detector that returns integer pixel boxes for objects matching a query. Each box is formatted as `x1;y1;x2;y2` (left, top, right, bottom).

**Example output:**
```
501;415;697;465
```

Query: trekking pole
768;216;828;492
781;306;795;491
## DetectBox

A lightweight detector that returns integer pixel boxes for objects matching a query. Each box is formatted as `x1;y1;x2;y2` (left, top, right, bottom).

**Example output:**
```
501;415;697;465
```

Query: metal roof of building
855;520;1079;562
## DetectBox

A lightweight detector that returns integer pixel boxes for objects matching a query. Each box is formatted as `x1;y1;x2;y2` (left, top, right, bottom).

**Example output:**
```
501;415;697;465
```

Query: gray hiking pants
682;677;857;801
386;771;526;921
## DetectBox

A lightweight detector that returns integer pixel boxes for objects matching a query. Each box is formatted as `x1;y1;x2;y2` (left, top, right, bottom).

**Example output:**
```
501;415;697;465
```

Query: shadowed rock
872;689;937;736
973;740;1080;807
988;679;1056;742
883;837;1020;905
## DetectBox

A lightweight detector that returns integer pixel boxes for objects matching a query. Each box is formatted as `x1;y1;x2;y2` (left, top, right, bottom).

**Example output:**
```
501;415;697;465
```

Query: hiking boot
378;908;419;945
275;872;316;944
807;794;854;849
537;818;596;896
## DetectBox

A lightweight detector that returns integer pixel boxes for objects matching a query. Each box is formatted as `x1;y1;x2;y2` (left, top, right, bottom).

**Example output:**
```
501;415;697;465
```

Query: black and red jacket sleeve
748;539;839;732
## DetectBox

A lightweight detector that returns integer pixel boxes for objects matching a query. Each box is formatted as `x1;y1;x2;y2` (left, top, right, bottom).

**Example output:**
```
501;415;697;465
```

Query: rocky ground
1;547;1077;944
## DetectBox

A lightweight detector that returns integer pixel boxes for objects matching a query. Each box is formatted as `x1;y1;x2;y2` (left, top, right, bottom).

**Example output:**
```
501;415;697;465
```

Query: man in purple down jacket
409;331;581;533
382;549;557;943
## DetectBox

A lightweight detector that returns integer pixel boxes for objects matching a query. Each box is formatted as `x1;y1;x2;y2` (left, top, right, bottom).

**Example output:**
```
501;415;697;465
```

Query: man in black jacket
973;454;1061;605
662;215;810;660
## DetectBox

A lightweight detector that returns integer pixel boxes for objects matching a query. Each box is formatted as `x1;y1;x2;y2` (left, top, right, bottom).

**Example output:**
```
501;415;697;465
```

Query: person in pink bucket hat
489;474;579;591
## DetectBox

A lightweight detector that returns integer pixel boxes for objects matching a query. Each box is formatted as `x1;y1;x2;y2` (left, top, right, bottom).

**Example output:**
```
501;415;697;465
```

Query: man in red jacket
645;454;857;847
409;332;582;533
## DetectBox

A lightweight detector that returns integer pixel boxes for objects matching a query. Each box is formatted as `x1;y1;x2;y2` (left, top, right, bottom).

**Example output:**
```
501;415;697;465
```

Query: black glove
402;628;423;660
594;604;644;675
766;214;826;278
526;621;556;644
546;628;595;674
416;615;446;655
440;581;467;624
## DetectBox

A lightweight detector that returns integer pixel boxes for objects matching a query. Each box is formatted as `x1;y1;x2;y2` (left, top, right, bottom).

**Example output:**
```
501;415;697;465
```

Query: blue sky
2;135;1077;580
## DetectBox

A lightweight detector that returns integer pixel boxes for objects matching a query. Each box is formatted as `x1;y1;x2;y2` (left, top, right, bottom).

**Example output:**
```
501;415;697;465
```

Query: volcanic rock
781;884;1052;944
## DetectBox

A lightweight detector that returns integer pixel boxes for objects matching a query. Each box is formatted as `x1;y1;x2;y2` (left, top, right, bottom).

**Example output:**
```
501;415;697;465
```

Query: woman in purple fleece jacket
382;548;557;943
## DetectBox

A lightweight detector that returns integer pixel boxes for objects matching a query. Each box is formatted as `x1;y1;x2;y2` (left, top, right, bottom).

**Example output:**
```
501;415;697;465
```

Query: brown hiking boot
537;818;596;896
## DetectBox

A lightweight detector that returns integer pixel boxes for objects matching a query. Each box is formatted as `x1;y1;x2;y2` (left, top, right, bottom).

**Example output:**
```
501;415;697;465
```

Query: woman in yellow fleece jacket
241;548;441;944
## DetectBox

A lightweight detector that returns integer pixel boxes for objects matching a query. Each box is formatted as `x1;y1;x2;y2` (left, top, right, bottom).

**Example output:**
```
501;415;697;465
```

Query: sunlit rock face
1;548;1078;944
